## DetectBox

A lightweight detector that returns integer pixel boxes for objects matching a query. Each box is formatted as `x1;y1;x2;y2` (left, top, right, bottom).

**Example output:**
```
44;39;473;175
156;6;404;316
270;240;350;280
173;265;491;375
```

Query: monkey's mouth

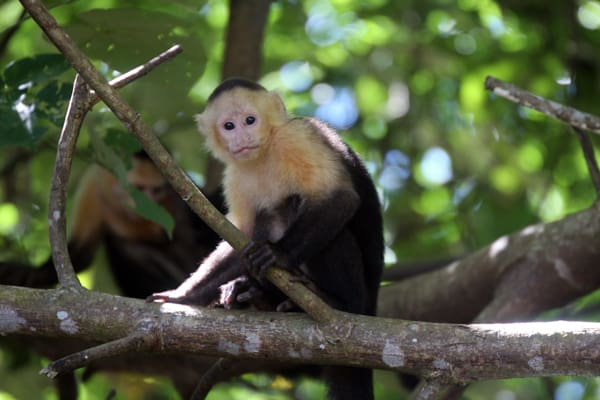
232;146;259;157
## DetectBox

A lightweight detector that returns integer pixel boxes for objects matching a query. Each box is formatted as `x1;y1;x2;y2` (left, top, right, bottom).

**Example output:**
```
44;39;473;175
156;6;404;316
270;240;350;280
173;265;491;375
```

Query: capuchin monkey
0;151;223;299
148;79;384;400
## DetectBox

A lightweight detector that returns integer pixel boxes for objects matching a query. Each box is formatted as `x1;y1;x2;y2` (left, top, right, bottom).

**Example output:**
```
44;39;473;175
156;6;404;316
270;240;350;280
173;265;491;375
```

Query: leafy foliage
0;54;72;147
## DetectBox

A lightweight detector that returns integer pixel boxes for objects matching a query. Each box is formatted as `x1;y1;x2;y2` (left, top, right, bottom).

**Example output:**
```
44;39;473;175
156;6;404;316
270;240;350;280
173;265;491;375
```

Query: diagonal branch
0;9;26;57
485;76;600;134
97;44;183;102
485;76;600;201
572;127;600;199
41;330;157;378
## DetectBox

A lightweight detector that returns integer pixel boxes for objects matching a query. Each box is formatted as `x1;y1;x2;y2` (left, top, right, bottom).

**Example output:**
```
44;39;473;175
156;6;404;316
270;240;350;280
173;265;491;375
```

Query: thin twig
98;44;183;101
409;380;444;400
40;331;154;378
0;9;26;57
485;76;600;134
572;127;600;199
410;381;466;400
190;358;234;400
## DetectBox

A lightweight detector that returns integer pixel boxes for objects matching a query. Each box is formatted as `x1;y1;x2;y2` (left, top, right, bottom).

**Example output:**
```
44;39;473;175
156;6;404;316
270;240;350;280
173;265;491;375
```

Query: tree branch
379;206;600;323
485;76;600;134
221;0;270;80
48;74;92;289
572;127;600;199
0;9;26;57
99;44;183;102
41;331;156;379
395;76;600;397
382;77;600;323
3;286;600;383
485;75;600;202
190;358;234;400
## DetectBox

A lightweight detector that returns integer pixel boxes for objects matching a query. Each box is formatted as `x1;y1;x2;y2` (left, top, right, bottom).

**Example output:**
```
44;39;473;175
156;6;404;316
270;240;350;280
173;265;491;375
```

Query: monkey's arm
0;260;57;287
0;238;98;288
147;241;245;306
0;168;105;289
245;188;360;277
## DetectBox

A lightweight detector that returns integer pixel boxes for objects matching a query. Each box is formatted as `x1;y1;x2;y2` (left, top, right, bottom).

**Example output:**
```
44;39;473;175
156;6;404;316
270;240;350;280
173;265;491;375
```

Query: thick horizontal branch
2;286;600;383
379;204;600;324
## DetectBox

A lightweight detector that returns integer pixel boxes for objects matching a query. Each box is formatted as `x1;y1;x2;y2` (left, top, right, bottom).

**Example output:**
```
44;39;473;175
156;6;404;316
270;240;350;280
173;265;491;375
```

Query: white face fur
196;87;288;163
215;106;264;161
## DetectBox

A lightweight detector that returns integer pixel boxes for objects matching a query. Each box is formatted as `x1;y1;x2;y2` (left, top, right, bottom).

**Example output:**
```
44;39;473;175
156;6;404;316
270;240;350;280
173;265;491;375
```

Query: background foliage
1;0;600;399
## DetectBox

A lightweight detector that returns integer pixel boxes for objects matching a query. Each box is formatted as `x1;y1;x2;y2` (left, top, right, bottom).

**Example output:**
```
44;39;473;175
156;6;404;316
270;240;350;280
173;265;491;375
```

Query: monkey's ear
194;112;210;136
195;111;227;160
267;91;288;125
268;91;286;113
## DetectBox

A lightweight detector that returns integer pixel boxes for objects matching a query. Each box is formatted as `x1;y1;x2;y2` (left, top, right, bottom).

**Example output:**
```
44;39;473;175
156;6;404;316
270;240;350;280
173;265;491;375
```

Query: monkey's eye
223;121;235;130
245;116;256;125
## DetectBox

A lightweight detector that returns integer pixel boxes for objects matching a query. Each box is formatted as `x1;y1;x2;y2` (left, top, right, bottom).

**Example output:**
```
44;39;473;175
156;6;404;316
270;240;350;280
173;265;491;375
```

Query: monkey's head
128;153;170;203
195;79;288;163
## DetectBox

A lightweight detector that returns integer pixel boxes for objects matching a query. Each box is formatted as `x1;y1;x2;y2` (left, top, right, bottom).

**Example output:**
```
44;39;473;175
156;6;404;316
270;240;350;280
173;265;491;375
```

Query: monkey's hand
242;241;290;280
219;275;251;308
220;275;298;312
219;275;272;310
145;288;189;303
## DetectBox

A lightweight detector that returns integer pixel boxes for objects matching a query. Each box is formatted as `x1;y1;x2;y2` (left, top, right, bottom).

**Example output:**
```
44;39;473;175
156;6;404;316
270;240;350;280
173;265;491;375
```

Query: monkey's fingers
145;294;167;302
275;299;297;312
219;276;251;308
288;274;313;285
245;243;284;278
145;289;185;303
240;240;259;255
236;286;264;303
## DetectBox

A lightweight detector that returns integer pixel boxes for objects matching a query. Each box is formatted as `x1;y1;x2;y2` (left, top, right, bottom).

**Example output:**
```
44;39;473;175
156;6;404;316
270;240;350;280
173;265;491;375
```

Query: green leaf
89;130;129;183
3;54;70;87
64;8;206;123
0;104;42;148
127;187;175;237
105;128;142;160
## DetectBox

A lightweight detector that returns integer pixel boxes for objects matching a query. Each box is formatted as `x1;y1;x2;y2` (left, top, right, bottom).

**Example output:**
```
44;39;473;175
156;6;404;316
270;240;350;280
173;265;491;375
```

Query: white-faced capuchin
0;151;223;299
148;79;384;400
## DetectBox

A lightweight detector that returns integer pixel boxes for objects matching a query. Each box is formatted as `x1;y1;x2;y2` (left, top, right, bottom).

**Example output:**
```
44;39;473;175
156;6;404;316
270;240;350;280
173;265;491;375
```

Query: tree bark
3;285;600;383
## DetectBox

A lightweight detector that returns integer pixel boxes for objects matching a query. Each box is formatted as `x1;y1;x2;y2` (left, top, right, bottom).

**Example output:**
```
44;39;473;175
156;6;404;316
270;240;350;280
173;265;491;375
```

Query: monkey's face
127;158;170;203
215;108;264;161
196;87;288;164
